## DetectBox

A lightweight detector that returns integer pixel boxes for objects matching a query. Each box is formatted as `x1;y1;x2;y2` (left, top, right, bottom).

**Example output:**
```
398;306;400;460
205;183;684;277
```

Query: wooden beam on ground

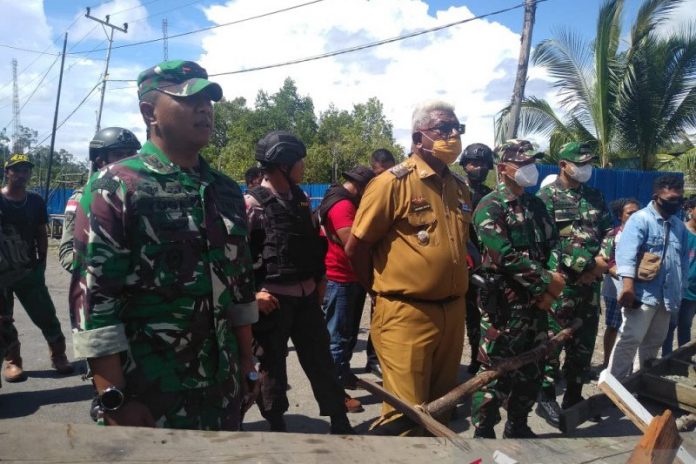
561;340;696;434
598;370;694;464
639;373;696;414
627;410;681;464
357;318;582;436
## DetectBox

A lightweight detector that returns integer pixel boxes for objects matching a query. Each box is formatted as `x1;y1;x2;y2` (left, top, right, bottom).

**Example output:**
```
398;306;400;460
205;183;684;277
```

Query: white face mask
567;163;592;183
508;163;538;187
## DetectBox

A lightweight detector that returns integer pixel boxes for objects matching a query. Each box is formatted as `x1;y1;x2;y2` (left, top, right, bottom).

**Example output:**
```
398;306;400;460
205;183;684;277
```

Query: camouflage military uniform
58;189;82;272
470;182;558;429
537;179;612;388
70;141;258;430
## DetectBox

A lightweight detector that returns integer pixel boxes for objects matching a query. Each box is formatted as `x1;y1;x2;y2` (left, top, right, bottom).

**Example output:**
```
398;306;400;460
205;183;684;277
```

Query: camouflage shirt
536;179;612;276
473;182;559;298
58;188;82;272
70;141;258;394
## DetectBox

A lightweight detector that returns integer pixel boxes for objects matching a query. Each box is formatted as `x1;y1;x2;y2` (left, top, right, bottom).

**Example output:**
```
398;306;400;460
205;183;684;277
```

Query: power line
32;79;102;149
69;0;328;54
127;0;204;25
108;0;550;82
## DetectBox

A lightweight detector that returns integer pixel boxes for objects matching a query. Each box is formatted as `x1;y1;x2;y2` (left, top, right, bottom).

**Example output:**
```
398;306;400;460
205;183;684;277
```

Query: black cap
342;165;376;188
255;131;307;166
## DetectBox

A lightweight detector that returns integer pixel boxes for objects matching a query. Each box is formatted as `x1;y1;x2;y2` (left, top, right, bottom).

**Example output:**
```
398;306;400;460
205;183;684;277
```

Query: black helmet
459;143;493;169
255;131;306;166
89;127;141;161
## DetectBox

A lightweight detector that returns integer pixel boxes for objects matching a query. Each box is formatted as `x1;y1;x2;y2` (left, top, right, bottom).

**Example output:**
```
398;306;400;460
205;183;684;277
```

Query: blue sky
1;0;694;161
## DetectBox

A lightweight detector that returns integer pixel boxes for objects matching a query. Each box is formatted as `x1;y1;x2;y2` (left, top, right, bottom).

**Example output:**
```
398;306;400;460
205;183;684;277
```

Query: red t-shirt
323;199;357;282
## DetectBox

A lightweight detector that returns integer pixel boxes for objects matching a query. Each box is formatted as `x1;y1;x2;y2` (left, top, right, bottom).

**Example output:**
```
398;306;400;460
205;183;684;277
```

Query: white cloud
199;0;526;151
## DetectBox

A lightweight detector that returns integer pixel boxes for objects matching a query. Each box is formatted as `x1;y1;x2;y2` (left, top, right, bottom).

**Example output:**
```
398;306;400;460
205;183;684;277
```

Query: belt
381;294;461;305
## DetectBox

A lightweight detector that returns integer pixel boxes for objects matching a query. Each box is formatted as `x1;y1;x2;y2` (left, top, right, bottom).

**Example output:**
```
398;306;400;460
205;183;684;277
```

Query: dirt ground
0;240;691;443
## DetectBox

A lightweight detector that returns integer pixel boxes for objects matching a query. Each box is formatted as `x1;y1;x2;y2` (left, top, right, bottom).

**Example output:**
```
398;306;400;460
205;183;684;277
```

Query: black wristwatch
99;386;126;411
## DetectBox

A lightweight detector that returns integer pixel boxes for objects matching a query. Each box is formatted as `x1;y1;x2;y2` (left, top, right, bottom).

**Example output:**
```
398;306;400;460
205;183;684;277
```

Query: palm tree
495;0;696;170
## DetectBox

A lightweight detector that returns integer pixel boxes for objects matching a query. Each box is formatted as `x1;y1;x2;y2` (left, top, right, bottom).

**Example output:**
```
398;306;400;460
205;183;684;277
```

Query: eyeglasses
423;123;466;137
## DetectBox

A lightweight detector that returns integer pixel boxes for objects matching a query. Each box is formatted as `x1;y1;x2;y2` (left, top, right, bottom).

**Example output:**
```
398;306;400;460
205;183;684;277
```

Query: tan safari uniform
352;154;471;433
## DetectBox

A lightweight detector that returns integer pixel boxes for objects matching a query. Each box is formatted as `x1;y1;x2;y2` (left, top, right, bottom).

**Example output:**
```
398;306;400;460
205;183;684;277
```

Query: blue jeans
662;299;696;355
322;280;366;383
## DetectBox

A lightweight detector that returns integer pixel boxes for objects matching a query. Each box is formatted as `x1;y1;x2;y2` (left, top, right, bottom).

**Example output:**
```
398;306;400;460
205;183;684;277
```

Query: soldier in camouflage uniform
70;60;258;430
535;142;612;430
458;143;493;375
470;140;565;439
58;127;140;272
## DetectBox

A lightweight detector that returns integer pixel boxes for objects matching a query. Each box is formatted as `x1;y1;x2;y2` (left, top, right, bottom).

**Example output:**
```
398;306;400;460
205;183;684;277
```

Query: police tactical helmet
255;130;306;166
89;127;141;161
460;143;493;169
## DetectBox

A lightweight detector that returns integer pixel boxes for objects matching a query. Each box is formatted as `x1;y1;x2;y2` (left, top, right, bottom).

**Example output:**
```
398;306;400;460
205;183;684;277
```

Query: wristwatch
246;371;259;383
99;386;126;411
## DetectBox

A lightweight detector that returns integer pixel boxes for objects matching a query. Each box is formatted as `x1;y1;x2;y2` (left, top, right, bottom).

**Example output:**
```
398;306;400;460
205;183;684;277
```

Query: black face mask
656;196;684;216
467;167;489;184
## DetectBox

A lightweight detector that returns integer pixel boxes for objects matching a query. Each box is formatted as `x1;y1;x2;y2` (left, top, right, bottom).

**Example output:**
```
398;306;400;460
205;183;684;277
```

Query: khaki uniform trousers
370;294;465;435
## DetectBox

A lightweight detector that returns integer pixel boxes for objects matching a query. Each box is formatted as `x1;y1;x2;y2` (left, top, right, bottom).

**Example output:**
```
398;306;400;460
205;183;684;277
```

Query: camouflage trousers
542;283;600;389
470;307;548;428
102;381;242;431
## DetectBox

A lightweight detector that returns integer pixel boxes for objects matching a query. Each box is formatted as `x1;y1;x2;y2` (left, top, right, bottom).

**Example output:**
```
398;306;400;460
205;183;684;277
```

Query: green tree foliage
496;0;696;171
202;78;403;183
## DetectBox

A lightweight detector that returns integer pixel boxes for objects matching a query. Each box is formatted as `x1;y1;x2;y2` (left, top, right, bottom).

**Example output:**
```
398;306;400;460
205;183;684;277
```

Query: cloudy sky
0;0;695;162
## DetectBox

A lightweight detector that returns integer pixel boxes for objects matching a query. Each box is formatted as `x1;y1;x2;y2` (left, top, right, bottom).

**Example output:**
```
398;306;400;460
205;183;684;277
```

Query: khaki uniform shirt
352;155;471;301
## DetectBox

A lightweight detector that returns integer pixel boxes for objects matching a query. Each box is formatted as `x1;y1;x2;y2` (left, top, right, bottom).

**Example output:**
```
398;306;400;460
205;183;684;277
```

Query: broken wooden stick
357;317;582;436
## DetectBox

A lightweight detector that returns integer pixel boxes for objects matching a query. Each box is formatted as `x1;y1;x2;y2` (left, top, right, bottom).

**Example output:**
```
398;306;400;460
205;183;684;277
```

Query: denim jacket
616;201;689;311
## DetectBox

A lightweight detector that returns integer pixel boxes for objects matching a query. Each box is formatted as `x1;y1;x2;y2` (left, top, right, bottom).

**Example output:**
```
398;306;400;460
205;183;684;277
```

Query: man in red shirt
317;166;376;389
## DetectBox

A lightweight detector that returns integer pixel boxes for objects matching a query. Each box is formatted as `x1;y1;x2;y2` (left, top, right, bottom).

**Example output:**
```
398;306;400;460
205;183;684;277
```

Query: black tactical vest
248;185;327;284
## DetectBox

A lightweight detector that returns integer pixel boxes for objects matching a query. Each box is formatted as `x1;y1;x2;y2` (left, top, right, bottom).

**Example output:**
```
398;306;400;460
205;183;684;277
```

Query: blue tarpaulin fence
41;168;682;217
530;165;683;213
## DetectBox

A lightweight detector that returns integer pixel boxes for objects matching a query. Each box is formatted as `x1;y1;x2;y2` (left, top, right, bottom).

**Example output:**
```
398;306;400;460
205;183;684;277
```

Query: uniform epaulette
388;161;412;179
451;171;468;186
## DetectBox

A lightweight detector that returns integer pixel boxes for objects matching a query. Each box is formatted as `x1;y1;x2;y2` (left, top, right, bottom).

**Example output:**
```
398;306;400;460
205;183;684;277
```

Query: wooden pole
505;0;537;140
45;33;68;203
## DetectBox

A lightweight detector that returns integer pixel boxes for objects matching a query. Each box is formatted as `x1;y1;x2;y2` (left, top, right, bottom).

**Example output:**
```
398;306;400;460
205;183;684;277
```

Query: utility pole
505;0;537;141
162;18;169;60
45;33;68;203
85;7;128;136
11;58;21;153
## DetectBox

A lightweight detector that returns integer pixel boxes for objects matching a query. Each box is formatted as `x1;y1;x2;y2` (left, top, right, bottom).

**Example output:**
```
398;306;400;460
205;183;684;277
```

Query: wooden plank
598;370;653;432
649;359;696;381
562;340;696;433
640;373;696;414
597;371;695;464
628;410;681;464
0;420;686;464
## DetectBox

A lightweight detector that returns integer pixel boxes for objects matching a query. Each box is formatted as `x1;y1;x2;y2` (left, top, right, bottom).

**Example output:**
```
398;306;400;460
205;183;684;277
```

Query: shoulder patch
389;162;412;179
91;176;119;194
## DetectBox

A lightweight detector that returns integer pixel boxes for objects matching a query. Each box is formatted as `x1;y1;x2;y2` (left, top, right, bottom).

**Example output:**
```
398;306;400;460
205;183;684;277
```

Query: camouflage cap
137;60;222;101
4;153;34;169
558;142;597;163
494;139;544;164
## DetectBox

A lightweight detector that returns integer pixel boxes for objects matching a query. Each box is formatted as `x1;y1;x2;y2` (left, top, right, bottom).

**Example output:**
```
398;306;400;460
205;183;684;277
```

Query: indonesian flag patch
64;199;79;213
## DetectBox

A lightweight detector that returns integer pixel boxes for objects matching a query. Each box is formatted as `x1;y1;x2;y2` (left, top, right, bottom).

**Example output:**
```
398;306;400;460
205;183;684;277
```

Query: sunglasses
423;123;466;136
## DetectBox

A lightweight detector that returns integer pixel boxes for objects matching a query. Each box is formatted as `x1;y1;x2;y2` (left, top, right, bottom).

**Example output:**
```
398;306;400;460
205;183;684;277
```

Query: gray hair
411;100;455;132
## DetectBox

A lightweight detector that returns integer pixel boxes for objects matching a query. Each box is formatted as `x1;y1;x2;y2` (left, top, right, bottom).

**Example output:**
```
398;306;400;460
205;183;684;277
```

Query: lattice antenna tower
162;18;169;60
11;58;21;153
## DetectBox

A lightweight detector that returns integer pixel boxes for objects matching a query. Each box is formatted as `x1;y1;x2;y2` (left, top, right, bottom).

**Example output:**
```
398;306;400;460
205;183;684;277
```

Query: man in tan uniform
346;100;470;435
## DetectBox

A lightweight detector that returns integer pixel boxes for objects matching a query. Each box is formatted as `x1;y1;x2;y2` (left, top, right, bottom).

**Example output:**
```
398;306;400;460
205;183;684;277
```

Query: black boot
503;417;538;439
473;426;496;439
561;382;583;409
330;413;355;435
562;382;600;424
535;386;561;429
266;414;287;432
